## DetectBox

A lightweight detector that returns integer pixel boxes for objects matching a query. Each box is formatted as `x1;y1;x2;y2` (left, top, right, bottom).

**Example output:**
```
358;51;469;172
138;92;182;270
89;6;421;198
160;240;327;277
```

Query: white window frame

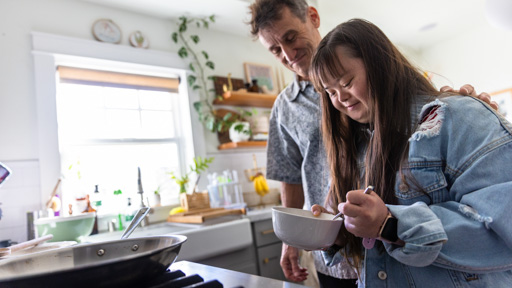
31;32;206;207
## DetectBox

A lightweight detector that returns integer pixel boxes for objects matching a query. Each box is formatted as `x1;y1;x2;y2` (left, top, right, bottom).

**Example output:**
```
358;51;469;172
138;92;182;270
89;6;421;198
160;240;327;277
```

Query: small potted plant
169;156;214;194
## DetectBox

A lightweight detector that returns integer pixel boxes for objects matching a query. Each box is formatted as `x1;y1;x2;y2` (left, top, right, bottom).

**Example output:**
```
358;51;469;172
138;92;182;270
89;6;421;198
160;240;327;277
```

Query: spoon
121;207;151;239
332;185;374;220
0;234;53;257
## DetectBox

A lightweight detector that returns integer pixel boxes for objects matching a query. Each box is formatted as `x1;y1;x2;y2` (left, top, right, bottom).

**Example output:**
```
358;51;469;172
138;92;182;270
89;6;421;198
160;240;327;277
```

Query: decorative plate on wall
92;19;122;44
129;31;149;49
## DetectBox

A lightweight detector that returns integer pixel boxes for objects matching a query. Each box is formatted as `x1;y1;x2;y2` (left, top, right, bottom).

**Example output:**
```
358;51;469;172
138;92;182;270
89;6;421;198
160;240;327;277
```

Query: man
248;0;497;287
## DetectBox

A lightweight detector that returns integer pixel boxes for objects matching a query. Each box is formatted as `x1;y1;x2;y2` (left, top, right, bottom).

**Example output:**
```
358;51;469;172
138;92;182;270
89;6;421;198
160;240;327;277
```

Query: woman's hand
311;204;348;247
311;204;331;216
338;188;389;238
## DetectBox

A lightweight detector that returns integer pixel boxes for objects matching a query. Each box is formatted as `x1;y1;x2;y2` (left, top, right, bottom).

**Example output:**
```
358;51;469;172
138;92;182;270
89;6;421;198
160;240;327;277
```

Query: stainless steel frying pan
0;235;186;287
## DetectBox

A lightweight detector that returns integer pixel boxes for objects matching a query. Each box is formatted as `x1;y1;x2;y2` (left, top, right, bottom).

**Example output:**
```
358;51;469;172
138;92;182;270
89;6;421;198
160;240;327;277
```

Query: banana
253;175;269;196
253;176;263;195
259;176;270;195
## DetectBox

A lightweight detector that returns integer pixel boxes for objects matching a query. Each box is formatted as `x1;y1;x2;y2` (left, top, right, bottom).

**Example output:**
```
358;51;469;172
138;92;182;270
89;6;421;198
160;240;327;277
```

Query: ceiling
78;0;489;52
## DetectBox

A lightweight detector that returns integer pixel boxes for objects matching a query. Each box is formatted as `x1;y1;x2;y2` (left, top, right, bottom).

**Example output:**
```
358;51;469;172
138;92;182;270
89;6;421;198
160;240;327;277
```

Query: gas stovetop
143;269;228;288
167;261;308;288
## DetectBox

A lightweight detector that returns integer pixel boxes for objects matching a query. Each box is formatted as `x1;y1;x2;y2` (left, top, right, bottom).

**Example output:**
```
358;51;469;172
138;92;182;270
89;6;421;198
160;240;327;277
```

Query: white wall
0;0;287;243
418;22;512;93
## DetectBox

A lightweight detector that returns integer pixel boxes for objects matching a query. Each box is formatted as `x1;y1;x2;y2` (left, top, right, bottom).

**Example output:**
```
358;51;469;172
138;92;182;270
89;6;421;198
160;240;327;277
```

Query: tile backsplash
0;160;41;243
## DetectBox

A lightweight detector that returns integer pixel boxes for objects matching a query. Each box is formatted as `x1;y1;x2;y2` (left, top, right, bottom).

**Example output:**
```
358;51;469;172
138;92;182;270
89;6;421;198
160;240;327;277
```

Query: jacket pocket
395;160;448;204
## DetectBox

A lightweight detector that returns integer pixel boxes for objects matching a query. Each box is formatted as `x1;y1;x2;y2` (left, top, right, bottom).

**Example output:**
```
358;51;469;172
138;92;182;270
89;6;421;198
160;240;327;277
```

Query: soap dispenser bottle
90;184;103;212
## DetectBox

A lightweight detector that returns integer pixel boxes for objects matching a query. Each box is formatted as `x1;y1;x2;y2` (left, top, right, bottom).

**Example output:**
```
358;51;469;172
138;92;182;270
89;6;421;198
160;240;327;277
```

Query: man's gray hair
249;0;309;38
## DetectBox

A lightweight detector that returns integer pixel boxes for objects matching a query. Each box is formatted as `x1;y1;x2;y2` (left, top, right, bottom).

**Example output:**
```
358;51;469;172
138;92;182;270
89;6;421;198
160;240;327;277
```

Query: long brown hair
310;19;440;269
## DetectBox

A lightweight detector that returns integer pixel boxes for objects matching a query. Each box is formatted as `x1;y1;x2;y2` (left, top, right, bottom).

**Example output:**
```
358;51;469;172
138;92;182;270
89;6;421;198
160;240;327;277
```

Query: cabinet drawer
253;219;280;247
257;242;286;281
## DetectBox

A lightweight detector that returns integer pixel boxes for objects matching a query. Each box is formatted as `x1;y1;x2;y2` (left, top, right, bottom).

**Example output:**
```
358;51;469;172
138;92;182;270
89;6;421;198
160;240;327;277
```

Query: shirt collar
282;74;314;102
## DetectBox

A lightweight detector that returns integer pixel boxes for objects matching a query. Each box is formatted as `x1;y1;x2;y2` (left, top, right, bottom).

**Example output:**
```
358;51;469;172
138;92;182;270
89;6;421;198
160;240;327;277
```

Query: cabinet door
253;219;280;247
196;246;258;275
257;242;286;281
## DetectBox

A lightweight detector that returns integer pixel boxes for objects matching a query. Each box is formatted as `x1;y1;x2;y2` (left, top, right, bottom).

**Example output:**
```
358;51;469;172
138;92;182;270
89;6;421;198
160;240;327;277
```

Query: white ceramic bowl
34;212;96;242
272;207;343;250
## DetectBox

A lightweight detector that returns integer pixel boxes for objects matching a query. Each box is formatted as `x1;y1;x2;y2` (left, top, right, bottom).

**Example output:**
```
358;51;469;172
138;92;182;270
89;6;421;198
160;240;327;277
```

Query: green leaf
215;95;224;101
190;35;200;44
217;123;224;132
171;32;178;43
187;75;197;86
179;22;187;33
201;51;209;60
223;112;233;121
205;61;215;70
193;101;202;112
192;85;201;90
202;20;209;29
178;47;188;58
189;63;195;72
209;15;216;22
207;76;215;81
206;117;215;131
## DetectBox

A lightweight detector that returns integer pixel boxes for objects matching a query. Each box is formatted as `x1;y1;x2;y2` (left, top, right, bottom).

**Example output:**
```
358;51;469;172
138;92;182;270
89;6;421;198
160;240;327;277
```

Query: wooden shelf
218;141;267;150
214;91;277;108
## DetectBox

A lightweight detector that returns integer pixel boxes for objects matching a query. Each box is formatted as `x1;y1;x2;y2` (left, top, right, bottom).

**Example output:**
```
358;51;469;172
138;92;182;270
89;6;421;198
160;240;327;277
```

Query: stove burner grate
143;269;226;288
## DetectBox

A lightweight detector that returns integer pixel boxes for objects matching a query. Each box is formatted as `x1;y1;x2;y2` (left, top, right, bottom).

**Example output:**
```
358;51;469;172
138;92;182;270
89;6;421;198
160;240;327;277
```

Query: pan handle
121;207;151;240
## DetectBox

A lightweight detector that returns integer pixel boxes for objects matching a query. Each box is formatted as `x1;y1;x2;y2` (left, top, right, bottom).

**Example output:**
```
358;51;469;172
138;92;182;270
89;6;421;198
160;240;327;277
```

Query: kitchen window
32;32;203;213
55;67;184;210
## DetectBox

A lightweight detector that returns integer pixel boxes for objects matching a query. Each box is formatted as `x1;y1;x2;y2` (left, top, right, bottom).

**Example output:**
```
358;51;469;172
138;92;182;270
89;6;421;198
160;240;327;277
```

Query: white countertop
245;205;275;222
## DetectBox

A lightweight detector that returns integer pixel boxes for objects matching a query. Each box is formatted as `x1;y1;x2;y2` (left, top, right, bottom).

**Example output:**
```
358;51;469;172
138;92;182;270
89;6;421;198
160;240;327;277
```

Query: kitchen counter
173;260;309;288
245;205;275;222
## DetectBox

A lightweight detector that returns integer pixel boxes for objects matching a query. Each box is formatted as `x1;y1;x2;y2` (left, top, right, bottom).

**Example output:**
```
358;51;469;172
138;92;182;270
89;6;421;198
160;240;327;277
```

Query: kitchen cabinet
195;245;258;275
251;218;286;281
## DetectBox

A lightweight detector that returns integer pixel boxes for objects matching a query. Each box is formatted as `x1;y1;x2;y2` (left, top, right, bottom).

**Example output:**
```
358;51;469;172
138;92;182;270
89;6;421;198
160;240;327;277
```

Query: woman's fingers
311;204;330;216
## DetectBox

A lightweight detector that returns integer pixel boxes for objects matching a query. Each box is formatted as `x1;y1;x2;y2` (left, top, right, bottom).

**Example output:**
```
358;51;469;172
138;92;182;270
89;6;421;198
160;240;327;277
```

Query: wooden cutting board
167;207;246;224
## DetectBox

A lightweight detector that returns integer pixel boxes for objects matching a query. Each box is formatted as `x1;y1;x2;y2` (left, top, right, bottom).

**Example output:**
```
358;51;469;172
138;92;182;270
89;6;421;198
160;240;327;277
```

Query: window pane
139;90;173;110
104;87;139;109
61;143;181;211
106;109;141;138
55;74;185;214
141;111;174;138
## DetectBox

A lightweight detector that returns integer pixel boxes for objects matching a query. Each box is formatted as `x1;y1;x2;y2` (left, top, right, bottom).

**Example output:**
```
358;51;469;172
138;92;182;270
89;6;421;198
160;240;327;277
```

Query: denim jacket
326;96;512;287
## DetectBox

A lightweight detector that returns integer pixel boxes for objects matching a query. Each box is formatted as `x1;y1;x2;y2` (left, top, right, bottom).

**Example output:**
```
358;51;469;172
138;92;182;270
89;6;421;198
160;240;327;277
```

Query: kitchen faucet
137;167;151;227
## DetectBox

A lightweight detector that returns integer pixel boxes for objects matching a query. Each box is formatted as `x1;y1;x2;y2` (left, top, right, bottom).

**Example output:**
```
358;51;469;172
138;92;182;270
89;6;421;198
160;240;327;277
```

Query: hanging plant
171;15;233;133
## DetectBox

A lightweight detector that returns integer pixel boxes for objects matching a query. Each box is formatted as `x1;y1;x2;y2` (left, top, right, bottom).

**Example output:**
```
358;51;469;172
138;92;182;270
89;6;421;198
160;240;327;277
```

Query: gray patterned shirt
266;76;358;279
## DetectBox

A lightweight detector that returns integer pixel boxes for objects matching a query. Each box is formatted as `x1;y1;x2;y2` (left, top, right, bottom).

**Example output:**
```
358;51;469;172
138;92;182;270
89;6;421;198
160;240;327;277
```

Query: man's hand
280;243;308;282
441;84;498;111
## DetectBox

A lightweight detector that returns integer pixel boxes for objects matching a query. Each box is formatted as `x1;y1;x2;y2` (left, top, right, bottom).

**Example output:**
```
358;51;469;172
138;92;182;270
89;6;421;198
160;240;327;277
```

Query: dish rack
206;169;245;209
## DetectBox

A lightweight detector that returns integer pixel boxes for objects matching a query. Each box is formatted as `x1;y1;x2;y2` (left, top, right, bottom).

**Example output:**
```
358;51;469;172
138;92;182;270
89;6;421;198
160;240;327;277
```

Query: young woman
309;19;512;287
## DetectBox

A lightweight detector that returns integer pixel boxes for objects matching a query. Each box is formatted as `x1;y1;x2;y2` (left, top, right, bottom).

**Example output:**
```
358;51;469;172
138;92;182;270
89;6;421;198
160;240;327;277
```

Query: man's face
258;7;322;80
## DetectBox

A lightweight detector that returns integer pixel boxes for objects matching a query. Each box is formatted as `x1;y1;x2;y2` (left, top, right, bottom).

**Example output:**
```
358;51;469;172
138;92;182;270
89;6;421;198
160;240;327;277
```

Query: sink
81;217;253;262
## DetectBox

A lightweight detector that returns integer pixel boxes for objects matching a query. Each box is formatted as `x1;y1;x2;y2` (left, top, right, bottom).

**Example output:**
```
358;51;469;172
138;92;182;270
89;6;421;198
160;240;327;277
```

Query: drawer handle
263;256;279;264
260;229;274;235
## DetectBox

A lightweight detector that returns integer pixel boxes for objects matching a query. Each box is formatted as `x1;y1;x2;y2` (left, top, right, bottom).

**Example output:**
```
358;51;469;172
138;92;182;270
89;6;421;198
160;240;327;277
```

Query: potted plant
169;156;214;194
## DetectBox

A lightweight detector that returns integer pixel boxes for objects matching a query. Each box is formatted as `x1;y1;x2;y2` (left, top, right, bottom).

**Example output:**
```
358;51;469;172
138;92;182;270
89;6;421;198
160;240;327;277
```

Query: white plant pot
229;121;251;143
